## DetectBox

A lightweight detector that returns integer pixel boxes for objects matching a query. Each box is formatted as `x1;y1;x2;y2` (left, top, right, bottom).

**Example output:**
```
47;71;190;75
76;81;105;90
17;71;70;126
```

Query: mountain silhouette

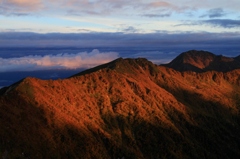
0;51;240;158
163;50;240;72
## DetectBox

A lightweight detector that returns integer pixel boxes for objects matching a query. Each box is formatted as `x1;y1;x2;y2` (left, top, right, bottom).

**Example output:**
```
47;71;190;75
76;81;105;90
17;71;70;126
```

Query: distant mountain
163;50;240;72
235;55;240;61
0;53;240;158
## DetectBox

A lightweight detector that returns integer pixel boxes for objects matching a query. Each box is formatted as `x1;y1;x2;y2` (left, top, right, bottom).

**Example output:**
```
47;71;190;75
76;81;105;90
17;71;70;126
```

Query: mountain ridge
0;50;240;158
163;50;240;72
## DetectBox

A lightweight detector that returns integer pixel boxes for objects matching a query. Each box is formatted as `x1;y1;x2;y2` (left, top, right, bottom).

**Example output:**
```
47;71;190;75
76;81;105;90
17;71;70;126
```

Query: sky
0;1;239;49
0;0;240;33
0;0;240;86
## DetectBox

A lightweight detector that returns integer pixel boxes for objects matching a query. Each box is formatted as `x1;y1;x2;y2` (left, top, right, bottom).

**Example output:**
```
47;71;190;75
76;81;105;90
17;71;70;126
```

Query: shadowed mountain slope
0;55;240;158
163;50;240;72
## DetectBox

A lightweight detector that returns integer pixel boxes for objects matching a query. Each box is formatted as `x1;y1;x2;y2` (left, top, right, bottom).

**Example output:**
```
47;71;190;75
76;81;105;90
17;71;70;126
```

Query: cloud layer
200;8;226;18
177;19;240;28
1;31;239;47
0;49;119;72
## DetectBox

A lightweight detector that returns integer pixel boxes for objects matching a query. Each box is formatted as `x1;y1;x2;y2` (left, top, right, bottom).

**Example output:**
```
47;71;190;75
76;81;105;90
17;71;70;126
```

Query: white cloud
0;0;43;16
0;49;119;72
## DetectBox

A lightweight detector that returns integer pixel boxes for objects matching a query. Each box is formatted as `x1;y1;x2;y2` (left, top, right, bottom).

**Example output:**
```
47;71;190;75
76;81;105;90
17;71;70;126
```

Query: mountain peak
164;50;240;72
72;57;158;77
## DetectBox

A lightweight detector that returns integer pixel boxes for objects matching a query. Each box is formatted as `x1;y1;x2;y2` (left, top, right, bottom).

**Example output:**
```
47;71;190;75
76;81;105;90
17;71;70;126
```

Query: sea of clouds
0;49;119;72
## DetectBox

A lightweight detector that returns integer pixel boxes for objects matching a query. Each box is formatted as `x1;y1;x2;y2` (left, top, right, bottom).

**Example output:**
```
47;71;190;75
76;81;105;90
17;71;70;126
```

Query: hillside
0;53;240;158
163;50;240;72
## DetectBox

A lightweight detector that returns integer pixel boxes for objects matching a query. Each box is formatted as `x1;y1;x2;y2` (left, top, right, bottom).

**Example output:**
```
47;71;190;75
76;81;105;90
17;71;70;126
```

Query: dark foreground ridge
163;50;240;72
0;50;240;158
